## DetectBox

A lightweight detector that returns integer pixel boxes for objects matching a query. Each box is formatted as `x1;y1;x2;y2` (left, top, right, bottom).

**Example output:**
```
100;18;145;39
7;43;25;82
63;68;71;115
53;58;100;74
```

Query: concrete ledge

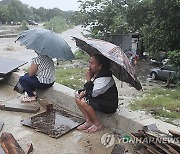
4;71;180;134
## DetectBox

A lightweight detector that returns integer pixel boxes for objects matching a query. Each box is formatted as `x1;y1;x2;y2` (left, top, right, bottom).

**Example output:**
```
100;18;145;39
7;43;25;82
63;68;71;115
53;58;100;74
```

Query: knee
79;99;89;108
19;76;25;83
19;74;30;82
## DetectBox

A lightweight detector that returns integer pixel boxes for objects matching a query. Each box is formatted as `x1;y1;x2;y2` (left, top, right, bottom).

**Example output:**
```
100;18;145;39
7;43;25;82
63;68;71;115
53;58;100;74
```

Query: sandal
77;122;93;130
84;124;103;134
33;91;38;98
21;96;37;103
24;91;38;99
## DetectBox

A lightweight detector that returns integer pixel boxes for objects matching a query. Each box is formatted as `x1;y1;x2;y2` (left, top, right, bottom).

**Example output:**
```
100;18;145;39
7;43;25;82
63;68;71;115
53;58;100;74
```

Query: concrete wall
4;71;180;134
110;34;132;51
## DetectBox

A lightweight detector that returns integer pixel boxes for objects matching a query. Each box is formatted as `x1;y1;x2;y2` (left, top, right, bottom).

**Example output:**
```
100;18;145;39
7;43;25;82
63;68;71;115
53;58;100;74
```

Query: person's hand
75;90;85;99
79;91;85;98
85;69;93;81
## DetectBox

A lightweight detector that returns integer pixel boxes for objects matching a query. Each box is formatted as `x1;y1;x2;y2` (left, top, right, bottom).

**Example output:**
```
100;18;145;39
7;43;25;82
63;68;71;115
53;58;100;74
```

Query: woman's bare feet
77;122;93;130
21;96;37;103
84;124;103;134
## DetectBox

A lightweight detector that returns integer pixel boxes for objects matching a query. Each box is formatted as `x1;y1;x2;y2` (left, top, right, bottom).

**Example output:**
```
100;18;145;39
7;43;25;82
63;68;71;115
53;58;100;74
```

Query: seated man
75;54;118;133
19;52;55;102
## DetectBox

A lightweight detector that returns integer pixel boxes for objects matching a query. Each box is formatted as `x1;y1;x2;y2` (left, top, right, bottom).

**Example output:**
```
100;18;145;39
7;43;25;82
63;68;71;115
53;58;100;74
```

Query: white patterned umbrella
73;36;142;90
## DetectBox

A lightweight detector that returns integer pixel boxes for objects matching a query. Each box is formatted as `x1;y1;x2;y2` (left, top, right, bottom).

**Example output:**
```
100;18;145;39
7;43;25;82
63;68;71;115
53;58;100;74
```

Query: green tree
20;20;29;30
78;0;129;39
126;0;151;31
0;0;77;25
0;5;9;23
127;0;180;59
0;0;31;23
168;50;180;84
44;16;73;33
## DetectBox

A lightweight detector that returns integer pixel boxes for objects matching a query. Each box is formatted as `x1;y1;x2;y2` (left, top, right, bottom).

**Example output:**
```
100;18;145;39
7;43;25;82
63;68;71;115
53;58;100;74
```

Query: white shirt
32;55;55;84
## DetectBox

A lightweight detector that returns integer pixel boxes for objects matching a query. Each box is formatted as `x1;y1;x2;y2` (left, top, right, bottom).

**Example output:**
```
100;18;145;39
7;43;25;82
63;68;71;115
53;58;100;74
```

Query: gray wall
110;34;132;51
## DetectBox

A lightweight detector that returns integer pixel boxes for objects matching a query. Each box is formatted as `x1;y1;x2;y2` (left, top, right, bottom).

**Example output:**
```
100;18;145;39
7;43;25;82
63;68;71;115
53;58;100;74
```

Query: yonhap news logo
100;133;180;148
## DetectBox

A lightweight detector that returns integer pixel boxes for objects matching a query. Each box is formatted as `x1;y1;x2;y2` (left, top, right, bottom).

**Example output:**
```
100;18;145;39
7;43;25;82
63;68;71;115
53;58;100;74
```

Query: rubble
130;125;180;154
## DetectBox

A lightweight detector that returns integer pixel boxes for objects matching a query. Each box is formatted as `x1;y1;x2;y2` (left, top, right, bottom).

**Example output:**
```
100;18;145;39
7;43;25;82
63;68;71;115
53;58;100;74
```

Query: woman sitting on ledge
19;52;55;102
75;54;118;133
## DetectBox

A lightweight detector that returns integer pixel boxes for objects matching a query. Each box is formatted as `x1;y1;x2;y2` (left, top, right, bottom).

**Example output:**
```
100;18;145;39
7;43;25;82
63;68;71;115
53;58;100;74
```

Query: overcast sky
20;0;80;11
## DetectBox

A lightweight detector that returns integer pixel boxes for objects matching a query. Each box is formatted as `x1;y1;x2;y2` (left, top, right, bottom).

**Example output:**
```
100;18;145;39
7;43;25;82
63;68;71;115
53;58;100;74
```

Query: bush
74;50;89;62
20;20;28;30
168;50;180;85
44;16;74;33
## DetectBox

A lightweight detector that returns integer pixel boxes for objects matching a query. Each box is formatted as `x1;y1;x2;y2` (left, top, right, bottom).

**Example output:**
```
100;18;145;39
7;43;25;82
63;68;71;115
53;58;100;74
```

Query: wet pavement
0;81;127;154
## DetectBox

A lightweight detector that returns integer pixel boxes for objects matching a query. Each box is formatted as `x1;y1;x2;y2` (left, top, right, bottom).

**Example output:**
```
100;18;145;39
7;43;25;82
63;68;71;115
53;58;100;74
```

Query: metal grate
21;109;84;138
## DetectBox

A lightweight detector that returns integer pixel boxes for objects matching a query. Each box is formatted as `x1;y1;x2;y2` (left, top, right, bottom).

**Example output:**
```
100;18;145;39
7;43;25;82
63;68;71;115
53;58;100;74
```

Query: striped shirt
32;55;55;84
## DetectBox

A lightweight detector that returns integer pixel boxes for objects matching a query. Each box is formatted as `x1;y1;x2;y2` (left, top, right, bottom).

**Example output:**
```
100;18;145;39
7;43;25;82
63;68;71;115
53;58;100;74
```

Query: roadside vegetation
55;50;89;90
55;67;86;90
168;50;180;85
130;87;180;125
44;16;74;33
0;0;76;28
73;50;89;62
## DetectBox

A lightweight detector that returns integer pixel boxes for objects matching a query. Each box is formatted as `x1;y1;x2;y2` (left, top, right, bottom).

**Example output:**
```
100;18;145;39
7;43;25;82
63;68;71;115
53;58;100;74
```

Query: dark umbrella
15;28;74;60
73;36;142;90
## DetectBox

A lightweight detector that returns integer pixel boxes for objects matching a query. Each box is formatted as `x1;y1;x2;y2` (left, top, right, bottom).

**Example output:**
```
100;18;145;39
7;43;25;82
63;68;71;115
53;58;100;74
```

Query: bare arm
28;63;38;77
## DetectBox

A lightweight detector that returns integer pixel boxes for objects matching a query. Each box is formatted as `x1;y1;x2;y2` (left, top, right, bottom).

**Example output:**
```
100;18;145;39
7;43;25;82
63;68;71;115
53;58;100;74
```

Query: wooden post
0;132;25;154
166;71;171;88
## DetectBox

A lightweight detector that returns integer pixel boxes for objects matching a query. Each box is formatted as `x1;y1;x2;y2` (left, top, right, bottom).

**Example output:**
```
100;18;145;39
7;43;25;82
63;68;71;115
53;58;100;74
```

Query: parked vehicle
28;20;38;26
150;65;175;80
150;58;170;66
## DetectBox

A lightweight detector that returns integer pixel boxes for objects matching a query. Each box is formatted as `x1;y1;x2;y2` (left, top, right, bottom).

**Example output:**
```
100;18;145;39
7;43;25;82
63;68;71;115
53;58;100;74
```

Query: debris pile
130;127;180;154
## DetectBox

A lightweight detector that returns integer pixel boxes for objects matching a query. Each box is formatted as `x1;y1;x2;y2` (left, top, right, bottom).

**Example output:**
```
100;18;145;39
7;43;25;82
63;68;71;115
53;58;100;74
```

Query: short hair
91;54;110;69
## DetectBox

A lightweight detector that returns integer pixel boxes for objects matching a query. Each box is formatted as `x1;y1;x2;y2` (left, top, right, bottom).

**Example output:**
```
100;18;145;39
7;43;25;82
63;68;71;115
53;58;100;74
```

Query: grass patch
55;67;86;90
130;87;180;121
74;50;89;62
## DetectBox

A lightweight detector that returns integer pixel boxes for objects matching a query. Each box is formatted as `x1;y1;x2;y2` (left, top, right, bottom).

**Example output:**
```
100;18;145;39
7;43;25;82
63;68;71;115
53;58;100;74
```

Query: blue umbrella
16;28;74;60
